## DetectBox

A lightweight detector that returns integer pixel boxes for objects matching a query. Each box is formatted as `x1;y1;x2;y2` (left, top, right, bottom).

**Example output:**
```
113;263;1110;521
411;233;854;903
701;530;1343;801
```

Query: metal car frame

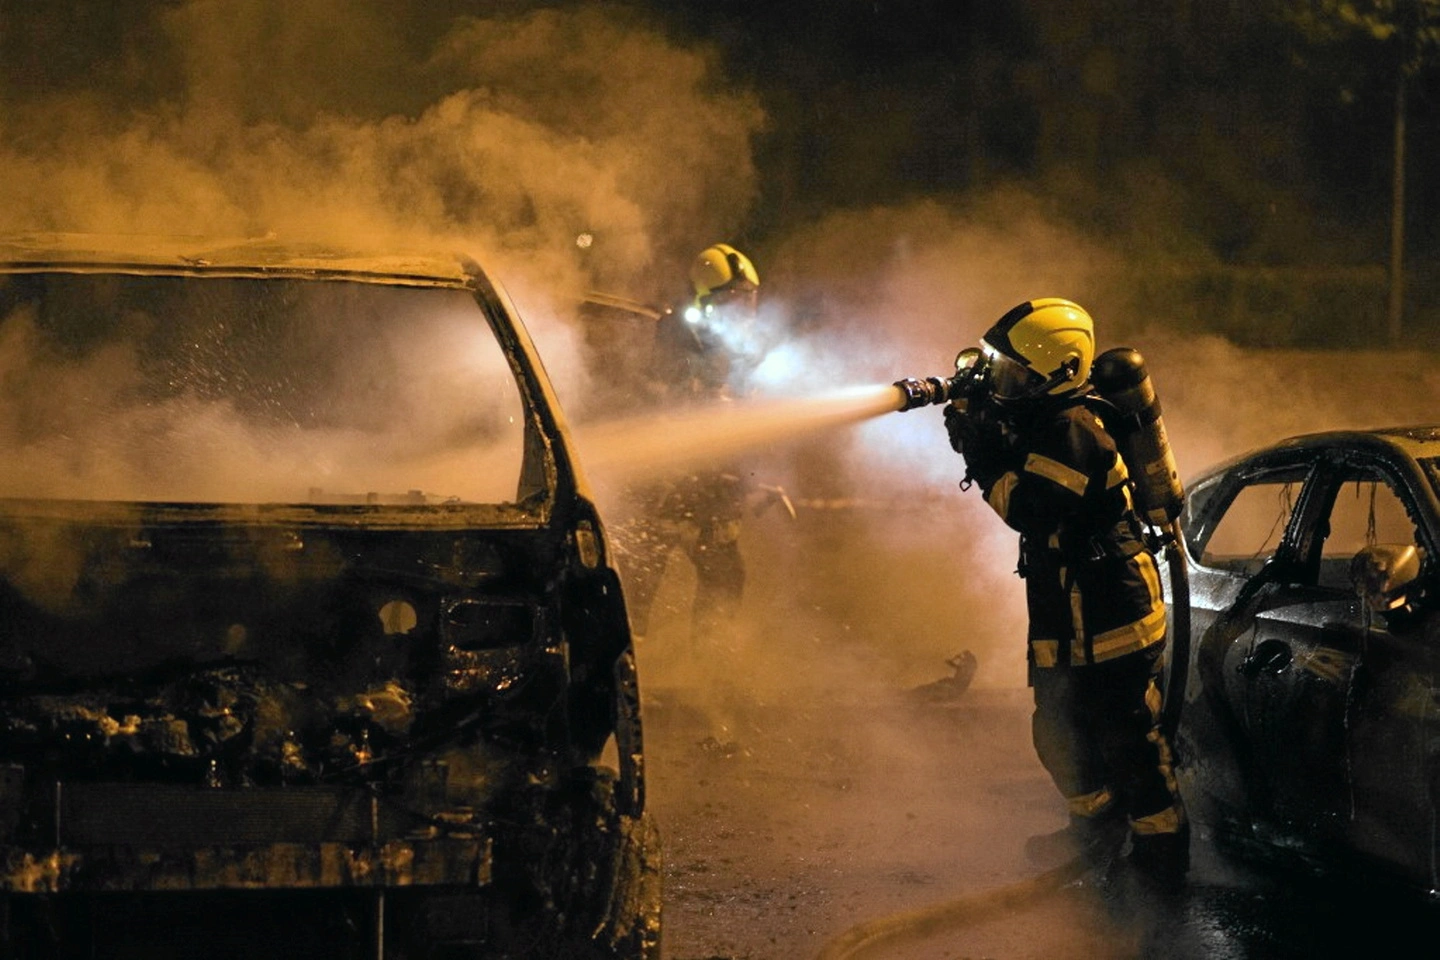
0;235;661;959
1171;425;1440;897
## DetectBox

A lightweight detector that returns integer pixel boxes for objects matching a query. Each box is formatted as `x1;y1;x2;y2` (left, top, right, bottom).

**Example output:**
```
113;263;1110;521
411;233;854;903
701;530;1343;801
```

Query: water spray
575;385;910;486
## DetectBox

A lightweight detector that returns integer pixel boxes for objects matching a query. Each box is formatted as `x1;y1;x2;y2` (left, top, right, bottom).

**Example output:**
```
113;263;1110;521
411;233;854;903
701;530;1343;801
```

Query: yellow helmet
980;298;1095;402
690;243;760;308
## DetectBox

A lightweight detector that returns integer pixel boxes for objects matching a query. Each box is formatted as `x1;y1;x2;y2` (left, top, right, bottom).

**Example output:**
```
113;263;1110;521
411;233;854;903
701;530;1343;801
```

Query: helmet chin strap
990;353;1082;404
1035;356;1082;395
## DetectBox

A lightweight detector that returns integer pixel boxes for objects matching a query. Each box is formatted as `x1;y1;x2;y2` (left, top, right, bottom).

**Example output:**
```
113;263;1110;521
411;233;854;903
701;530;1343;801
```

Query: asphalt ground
628;499;1440;960
644;677;1439;960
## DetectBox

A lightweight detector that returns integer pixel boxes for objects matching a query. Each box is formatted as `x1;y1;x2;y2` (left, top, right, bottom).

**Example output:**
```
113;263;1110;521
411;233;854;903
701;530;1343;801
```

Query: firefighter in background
619;243;777;644
662;242;764;397
945;298;1188;890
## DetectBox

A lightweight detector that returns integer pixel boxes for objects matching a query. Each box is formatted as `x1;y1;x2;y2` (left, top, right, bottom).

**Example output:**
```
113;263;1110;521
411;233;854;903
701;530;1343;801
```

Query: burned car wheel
0;235;660;958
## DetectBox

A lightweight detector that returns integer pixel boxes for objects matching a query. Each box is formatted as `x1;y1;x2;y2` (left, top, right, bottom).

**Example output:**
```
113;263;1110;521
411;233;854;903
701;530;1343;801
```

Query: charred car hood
0;499;566;793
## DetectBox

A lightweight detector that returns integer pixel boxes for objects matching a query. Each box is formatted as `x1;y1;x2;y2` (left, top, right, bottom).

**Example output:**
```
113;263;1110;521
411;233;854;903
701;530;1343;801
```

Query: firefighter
945;298;1188;890
618;244;770;645
655;242;764;398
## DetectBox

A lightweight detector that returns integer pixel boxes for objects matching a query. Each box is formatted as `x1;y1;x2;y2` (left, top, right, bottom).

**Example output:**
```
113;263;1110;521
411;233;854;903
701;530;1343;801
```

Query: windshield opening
1191;463;1310;572
0;273;530;508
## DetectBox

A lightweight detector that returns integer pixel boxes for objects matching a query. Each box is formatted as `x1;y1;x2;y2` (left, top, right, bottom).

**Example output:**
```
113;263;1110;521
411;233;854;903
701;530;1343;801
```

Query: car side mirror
1350;543;1426;613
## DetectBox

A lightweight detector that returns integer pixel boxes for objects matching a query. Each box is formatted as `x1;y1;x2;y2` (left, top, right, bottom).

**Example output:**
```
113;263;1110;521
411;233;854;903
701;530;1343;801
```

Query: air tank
1091;347;1184;527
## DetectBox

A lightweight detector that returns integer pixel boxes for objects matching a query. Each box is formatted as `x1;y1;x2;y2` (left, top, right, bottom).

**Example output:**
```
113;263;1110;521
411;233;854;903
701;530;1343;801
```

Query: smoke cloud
647;190;1440;694
0;1;763;309
4;8;1439;950
2;0;1433;710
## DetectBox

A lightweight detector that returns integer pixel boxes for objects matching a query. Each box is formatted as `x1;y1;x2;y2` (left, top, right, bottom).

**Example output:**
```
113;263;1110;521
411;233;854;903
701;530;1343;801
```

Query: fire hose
813;855;1092;960
1159;518;1190;742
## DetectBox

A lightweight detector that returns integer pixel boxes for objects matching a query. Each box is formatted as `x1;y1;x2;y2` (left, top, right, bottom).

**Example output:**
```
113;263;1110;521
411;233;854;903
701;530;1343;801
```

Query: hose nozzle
894;347;991;413
893;375;958;411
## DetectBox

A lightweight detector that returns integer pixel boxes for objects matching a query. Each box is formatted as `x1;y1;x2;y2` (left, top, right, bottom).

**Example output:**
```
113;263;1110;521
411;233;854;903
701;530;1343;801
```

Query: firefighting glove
942;404;970;455
951;413;1010;490
945;405;1002;455
962;444;1009;491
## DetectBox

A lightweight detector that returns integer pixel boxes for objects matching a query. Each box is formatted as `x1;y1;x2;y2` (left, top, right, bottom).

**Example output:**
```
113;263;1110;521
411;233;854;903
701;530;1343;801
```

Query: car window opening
1317;472;1420;591
1202;480;1297;572
0;274;531;508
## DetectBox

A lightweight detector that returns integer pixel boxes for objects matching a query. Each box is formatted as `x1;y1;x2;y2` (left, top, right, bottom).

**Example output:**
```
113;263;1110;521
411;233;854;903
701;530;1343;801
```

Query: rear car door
1303;454;1440;888
1189;445;1440;881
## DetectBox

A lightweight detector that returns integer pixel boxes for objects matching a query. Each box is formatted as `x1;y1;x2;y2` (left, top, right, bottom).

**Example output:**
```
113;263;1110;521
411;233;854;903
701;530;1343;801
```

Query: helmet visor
987;351;1045;402
698;281;758;319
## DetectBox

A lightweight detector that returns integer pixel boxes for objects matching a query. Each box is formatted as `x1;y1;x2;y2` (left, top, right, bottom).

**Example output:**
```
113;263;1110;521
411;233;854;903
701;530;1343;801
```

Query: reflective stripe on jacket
978;397;1165;668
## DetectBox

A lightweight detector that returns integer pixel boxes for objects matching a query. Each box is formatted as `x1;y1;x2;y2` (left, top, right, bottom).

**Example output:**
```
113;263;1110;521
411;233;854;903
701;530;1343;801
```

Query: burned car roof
0;232;475;285
1193;425;1440;478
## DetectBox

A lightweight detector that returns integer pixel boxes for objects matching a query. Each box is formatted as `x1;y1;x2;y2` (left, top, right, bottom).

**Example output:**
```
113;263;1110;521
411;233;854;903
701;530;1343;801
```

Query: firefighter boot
1024;812;1128;871
1126;822;1191;895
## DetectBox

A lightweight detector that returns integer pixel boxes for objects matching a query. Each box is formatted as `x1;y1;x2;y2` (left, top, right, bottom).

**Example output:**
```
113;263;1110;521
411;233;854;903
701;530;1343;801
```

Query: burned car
0;235;660;958
1172;425;1440;897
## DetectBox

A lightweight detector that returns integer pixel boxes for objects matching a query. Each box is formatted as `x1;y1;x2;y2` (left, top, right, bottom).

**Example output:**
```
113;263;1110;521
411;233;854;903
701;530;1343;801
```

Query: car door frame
1297;444;1440;890
1182;436;1440;889
1178;446;1332;824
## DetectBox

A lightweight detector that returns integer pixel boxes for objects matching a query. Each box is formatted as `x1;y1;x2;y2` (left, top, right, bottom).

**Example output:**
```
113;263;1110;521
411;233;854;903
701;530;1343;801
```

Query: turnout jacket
974;395;1166;670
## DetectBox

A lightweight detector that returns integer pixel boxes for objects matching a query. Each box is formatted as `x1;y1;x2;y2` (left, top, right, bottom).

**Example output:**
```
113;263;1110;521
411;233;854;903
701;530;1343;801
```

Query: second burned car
1170;425;1440;899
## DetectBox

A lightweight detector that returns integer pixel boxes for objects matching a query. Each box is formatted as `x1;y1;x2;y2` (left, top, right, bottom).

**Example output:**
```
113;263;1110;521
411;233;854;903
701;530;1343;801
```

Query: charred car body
0;235;660;958
1172;425;1440;899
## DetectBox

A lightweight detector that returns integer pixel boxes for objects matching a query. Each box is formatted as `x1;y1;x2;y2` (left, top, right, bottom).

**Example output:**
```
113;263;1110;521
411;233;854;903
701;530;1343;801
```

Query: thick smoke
5;9;1439;951
0;0;768;657
2;0;1433;706
0;2;762;325
675;192;1440;693
0;0;773;533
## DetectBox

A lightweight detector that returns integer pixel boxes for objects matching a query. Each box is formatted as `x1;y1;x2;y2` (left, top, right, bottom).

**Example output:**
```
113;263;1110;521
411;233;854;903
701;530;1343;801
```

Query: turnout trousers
1030;644;1184;842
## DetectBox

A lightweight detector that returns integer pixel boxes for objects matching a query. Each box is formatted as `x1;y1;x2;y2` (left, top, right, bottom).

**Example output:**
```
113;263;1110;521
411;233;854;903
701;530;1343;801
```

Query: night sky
2;0;1439;344
669;1;1440;258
